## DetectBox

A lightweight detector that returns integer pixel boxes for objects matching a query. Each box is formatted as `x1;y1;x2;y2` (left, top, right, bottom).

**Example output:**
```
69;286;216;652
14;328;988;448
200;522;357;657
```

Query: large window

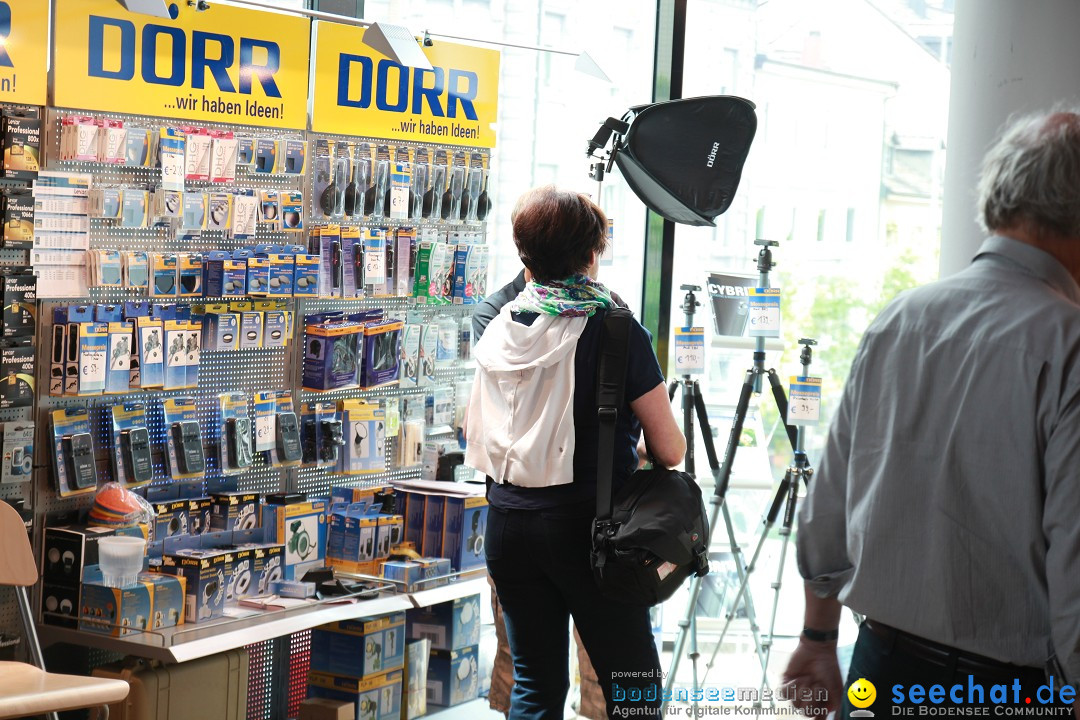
362;0;657;313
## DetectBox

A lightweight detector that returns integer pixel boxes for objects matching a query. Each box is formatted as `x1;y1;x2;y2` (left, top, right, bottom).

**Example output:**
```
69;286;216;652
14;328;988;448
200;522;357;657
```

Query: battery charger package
110;403;153;488
51;407;97;497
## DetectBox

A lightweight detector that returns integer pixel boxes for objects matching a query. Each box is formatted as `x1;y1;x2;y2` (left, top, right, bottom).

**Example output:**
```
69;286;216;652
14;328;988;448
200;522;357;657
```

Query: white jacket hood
465;304;586;487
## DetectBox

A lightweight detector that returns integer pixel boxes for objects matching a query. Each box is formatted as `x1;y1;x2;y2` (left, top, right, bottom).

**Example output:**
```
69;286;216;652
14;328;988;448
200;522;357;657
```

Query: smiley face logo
848;678;877;709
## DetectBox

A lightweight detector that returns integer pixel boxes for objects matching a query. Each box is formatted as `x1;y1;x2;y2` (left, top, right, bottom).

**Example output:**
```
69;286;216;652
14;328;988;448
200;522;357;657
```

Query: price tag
161;151;184;192
674;326;704;375
81;349;106;385
254;414;275;452
365;233;386;285
390;162;411;220
788;376;822;425
748;288;781;337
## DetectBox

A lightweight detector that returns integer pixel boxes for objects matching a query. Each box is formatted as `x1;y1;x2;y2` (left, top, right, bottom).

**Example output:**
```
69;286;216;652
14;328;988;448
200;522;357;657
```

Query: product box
295;254;319;296
402;639;430;719
3;272;36;338
427;645;479;707
3;108;41;180
308;669;403;720
375;510;402;560
421;495;445;558
202;310;239;352
263;310;289;347
310;612;405;678
406;595;481;652
261;499;328;580
249;543;285;596
140;572;186;629
380;561;423;592
298;698;354;720
79;580;152;637
225;546;256;601
160;547;229;622
0;341;34;407
188;496;213;535
41;525;142;583
154;499;192;539
203;251;247;296
210;492;261;532
1;421;34;484
402;492;425;549
3;189;34;249
40;579;81;628
247;256;270;296
443;495;488;572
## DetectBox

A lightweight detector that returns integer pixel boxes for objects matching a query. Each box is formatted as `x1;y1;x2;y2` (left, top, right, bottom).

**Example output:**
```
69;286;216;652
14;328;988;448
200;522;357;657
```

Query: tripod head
754;239;778;274
679;284;701;325
798;338;816;371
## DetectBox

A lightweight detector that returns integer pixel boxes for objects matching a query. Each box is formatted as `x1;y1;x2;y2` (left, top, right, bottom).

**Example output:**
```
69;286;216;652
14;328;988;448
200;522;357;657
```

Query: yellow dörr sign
53;0;311;129
0;0;49;106
312;22;500;147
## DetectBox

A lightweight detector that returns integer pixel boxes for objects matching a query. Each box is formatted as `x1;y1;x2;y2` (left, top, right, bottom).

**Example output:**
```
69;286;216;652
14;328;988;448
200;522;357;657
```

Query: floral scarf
509;274;615;317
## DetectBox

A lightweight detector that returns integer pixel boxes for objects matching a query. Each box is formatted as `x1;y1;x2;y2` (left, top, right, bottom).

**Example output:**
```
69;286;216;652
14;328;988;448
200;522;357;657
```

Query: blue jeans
485;503;661;720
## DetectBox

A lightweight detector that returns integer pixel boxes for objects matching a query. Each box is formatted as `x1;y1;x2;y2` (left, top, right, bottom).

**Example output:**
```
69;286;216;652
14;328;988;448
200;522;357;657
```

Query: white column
940;0;1080;276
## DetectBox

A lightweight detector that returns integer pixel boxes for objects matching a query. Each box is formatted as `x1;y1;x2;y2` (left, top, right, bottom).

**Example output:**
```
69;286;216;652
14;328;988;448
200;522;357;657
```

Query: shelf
37;573;490;663
38;591;413;664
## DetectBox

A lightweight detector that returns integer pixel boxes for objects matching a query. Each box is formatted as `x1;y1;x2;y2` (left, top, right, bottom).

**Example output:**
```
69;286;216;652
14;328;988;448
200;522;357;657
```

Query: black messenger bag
589;308;710;606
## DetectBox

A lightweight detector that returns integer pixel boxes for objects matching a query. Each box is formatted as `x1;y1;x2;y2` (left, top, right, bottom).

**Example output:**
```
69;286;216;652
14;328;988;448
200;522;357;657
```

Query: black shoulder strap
596;307;633;522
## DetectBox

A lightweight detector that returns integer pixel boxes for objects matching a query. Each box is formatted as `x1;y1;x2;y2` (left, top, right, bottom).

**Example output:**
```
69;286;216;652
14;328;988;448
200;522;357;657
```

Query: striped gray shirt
798;235;1080;676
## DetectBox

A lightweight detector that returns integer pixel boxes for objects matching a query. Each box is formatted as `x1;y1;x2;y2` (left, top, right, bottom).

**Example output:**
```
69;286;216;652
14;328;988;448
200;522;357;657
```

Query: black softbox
589;96;757;227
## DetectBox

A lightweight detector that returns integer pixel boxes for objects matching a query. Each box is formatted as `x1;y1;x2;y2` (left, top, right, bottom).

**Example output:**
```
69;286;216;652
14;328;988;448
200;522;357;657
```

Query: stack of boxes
406;595;482;708
308;612;405;720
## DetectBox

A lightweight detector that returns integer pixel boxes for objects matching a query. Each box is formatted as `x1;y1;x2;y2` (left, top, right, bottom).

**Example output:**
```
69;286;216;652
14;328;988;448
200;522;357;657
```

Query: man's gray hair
977;109;1080;237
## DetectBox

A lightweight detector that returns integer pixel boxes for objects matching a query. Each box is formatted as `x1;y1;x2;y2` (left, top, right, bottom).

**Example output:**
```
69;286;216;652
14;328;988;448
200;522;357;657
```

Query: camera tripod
662;240;816;713
661;282;772;717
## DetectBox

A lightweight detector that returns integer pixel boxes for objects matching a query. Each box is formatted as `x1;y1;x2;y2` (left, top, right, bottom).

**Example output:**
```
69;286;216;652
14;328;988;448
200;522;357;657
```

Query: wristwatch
802;626;839;643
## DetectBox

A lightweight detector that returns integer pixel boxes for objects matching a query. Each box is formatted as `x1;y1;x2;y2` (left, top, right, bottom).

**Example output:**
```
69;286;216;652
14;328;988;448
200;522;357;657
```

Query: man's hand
781;637;843;715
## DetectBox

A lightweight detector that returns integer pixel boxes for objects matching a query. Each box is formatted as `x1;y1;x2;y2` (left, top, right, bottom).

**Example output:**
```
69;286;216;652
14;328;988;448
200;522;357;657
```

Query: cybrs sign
312;22;500;147
53;0;311;129
0;0;49;106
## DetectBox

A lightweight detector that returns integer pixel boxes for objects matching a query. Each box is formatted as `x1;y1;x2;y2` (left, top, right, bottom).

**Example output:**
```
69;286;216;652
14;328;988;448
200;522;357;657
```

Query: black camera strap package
3;271;36;339
276;411;302;462
0;340;34;408
171;420;206;475
120;427;154;485
226;417;254;470
63;433;98;490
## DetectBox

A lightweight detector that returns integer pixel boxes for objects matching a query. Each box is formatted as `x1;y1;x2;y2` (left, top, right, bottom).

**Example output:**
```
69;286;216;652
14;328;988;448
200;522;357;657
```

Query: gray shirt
797;235;1080;675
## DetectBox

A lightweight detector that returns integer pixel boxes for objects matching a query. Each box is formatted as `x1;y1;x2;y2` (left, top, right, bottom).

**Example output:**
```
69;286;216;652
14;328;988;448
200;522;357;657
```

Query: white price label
389;185;410;219
161;152;184;192
748;288;781;337
365;245;386;284
81;349;106;385
788;376;822;425
674;327;705;375
254;414;275;451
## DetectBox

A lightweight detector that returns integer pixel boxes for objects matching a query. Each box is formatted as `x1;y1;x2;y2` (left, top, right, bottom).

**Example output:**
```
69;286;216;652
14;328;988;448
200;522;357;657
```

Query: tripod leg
756;471;802;703
700;473;790;686
717;370;755;499
767;369;798;455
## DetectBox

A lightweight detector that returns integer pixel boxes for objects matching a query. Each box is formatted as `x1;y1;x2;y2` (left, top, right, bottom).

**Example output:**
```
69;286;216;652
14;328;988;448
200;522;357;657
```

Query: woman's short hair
511;185;608;282
978;109;1080;237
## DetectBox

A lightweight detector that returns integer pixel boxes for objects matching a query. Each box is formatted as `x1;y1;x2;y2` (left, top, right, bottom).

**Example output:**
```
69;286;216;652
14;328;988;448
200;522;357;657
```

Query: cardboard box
298;698;354;720
427;645;479;707
160;548;229;622
402;639;430;720
442;495;487;572
79;581;153;637
308;669;402;720
380;561;423;592
406;595;480;652
421;495;444;558
311;612;405;678
153;499;192;539
210;492;261;532
249;543;285;596
41;525;143;583
140;572;186;629
262;499;328;580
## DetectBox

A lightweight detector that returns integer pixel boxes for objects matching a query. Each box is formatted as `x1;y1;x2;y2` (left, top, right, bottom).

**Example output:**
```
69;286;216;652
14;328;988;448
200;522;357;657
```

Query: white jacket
465;303;586;487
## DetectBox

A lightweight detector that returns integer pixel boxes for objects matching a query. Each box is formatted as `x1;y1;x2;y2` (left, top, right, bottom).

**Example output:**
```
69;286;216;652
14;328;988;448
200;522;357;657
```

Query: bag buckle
597;407;618;422
693;548;710;577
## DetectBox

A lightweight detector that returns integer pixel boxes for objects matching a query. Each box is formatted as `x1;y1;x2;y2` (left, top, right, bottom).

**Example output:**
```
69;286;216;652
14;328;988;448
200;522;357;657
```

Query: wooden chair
0;500;129;720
